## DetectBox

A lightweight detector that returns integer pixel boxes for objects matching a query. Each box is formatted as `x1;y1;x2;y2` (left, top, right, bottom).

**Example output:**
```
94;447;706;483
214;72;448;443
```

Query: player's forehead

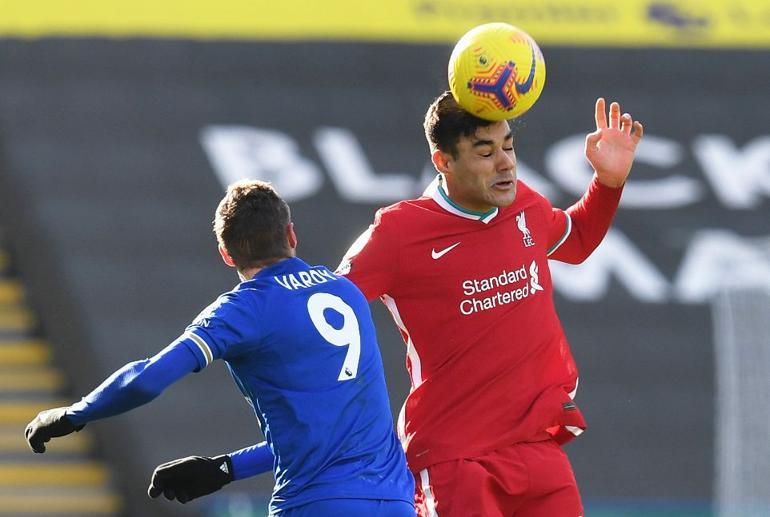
458;121;513;149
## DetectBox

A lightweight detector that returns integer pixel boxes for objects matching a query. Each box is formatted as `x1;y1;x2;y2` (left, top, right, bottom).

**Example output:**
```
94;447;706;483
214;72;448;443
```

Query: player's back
191;257;413;512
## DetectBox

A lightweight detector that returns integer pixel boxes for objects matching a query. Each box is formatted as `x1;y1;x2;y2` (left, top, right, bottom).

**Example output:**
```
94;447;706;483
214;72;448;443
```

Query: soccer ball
448;23;546;121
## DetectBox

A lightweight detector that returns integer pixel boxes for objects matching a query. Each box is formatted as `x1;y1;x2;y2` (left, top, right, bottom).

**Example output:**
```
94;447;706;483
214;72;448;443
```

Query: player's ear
218;245;236;268
431;149;453;175
286;223;298;251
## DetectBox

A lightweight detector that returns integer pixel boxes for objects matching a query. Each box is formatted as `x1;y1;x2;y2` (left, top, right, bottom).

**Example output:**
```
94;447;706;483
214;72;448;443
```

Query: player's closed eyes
479;147;513;157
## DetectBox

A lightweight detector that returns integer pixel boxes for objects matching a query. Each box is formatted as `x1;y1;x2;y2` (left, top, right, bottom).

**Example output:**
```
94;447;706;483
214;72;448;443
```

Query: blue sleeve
182;291;261;367
65;342;199;426
228;441;274;480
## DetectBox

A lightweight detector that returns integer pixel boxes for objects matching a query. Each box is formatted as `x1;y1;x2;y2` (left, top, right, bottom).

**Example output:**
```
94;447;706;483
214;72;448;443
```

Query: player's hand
25;406;85;453
148;455;233;504
585;97;644;189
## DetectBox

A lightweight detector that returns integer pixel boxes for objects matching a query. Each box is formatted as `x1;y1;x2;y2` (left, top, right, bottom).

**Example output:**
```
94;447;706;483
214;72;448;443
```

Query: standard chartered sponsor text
460;263;539;316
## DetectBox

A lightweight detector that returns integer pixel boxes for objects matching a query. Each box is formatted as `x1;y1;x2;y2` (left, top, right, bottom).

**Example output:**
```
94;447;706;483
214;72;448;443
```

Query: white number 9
307;292;361;381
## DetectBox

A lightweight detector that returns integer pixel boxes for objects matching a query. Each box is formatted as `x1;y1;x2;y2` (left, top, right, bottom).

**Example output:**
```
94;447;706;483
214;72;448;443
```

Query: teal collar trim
430;175;499;224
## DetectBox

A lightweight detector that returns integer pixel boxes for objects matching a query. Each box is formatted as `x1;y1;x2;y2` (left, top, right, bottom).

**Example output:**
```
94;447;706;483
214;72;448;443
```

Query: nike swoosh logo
431;242;461;260
515;47;537;95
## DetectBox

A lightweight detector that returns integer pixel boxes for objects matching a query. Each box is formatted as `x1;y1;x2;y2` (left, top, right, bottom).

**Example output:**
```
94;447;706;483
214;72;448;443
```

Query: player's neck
441;176;495;214
238;255;294;281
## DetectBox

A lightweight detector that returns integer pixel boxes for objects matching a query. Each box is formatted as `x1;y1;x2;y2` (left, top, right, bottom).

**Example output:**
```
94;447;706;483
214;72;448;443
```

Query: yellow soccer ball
448;23;546;121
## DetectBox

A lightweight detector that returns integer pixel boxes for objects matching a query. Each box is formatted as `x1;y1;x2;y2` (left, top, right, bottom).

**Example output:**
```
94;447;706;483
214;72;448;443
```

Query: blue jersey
178;257;413;511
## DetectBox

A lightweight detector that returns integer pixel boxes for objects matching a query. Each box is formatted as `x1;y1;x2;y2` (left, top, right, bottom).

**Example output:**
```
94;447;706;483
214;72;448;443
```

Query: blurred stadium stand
0;1;769;516
0;233;122;515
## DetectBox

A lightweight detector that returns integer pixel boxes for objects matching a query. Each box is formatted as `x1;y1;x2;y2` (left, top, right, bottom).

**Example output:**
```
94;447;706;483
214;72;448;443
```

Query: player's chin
488;183;517;206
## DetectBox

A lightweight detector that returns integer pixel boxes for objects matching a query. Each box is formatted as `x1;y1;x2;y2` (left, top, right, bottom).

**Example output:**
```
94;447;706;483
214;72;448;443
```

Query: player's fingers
631;121;644;144
31;441;47;453
28;440;46;453
594;97;607;129
621;113;633;135
177;491;191;504
147;483;163;499
26;428;48;453
163;488;176;501
585;130;601;149
609;101;621;129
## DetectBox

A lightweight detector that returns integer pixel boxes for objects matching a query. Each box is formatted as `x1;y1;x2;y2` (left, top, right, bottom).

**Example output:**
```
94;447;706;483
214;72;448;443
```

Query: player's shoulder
514;179;552;210
375;196;437;224
190;284;253;327
376;197;428;216
494;180;551;223
514;179;542;201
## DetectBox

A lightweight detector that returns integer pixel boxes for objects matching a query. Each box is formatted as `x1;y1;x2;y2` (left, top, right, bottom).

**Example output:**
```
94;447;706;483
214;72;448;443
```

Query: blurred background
0;1;768;516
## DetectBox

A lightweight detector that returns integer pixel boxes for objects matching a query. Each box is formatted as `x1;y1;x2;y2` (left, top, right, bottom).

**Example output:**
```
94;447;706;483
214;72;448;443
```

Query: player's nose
496;149;516;172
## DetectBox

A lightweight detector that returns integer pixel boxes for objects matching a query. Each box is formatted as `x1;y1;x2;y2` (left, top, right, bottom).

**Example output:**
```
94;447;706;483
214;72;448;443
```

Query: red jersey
338;175;622;472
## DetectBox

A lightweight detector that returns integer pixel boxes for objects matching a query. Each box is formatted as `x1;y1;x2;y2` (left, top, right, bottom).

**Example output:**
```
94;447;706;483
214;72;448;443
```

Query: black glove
25;406;85;453
148;455;233;504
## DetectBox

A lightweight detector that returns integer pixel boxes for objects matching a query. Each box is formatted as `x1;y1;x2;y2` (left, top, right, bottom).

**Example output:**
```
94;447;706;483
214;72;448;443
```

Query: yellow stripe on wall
0;307;34;331
0;401;69;424
0;341;51;364
0;463;108;486
0;280;23;304
0;0;769;48
0;427;90;452
0;492;120;514
0;369;65;391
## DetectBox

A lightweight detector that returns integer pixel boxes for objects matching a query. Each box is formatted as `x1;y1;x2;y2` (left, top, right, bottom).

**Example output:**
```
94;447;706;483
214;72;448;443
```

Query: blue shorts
276;498;415;516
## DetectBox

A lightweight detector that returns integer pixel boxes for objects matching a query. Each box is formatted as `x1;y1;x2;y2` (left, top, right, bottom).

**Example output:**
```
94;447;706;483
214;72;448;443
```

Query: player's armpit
148;455;233;504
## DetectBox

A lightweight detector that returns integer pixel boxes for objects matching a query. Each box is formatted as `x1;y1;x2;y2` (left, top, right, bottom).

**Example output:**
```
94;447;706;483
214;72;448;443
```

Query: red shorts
414;440;583;517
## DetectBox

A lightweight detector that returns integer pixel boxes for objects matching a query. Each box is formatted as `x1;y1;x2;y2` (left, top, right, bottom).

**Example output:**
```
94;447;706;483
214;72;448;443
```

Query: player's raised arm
147;441;274;504
24;341;200;453
546;98;644;263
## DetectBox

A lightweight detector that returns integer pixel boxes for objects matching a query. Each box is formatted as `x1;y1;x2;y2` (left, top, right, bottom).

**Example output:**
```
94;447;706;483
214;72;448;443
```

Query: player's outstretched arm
147;442;273;504
25;343;199;453
585;97;644;188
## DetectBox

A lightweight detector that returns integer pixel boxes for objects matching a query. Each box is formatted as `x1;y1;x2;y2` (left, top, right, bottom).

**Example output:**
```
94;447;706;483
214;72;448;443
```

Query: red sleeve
335;207;399;301
544;177;623;264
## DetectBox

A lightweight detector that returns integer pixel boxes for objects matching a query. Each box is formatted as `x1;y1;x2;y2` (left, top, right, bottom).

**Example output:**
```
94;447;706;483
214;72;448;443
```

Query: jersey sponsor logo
274;268;338;290
460;260;543;315
530;261;544;292
431;242;461;260
516;211;536;248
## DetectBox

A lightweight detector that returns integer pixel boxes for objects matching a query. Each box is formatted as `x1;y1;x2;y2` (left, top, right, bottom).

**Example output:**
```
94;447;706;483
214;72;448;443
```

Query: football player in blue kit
25;180;415;516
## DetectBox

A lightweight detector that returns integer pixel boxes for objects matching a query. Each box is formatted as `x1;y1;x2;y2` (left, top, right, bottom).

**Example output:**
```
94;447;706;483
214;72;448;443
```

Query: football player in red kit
337;93;644;517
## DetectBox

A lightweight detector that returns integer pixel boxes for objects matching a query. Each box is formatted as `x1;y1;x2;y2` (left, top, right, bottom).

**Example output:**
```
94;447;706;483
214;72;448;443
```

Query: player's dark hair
423;91;495;158
214;180;292;270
